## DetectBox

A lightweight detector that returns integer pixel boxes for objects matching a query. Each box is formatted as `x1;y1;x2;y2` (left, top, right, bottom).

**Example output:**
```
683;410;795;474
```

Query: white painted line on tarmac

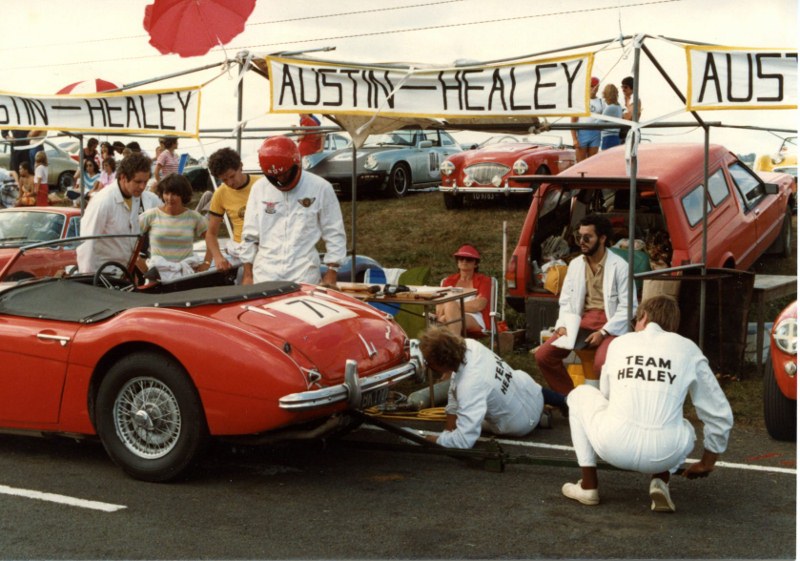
0;484;127;512
363;426;797;476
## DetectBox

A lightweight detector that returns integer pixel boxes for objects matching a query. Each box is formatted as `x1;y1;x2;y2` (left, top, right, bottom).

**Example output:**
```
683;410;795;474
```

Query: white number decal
262;296;357;327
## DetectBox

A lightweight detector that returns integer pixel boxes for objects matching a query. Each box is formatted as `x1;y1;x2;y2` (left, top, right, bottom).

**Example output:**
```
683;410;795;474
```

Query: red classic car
505;143;794;338
439;136;576;209
764;301;797;441
0;236;422;481
0;207;81;279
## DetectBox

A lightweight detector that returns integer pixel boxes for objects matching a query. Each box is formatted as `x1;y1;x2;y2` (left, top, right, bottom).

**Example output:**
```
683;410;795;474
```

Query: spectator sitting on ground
14;162;36;207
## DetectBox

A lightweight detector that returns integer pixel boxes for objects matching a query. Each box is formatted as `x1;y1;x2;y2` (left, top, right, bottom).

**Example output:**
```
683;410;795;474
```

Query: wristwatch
326;263;340;272
599;329;609;337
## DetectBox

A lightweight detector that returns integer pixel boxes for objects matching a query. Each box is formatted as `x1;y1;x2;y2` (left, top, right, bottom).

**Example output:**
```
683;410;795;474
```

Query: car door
728;161;783;260
0;316;79;425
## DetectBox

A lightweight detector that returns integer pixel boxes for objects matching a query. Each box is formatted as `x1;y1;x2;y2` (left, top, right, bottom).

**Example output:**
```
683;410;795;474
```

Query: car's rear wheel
780;210;793;258
96;352;209;482
443;192;463;210
387;163;410;198
763;351;797;442
57;171;74;192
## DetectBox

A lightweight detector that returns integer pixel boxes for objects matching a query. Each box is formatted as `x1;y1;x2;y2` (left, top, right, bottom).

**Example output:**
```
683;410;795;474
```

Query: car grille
464;163;510;184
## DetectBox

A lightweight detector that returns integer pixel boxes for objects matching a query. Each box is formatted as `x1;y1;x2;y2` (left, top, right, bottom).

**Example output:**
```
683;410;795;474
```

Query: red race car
764;301;797;441
0;236;422;481
439;136;575;209
0;207;81;279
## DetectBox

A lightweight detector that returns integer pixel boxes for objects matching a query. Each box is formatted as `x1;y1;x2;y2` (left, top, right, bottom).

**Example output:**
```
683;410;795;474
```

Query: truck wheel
95;352;209;482
763;352;797;442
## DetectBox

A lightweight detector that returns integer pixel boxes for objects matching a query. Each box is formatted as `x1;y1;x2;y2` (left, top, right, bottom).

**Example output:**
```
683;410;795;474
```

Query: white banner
0;87;202;137
267;54;595;118
686;46;797;110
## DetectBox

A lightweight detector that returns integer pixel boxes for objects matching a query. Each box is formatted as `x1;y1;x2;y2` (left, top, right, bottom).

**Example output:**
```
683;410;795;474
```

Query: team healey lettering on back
618;355;676;384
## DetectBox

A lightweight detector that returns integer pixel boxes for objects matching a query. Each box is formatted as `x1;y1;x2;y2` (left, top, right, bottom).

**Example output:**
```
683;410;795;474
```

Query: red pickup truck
505;143;794;338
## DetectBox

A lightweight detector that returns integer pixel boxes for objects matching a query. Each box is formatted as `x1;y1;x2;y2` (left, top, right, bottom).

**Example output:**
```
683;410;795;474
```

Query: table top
337;283;477;305
753;274;797;291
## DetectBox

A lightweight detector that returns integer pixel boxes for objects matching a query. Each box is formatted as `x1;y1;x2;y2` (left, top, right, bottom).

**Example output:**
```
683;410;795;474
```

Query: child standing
33;151;49;206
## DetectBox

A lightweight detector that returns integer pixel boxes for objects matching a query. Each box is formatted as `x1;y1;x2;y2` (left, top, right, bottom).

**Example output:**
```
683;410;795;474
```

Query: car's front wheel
57;171;74;192
95;352;209;482
387;163;410;198
763;351;797;442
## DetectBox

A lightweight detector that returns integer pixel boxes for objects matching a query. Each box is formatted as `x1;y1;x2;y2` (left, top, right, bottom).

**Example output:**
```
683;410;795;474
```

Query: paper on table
551;312;581;350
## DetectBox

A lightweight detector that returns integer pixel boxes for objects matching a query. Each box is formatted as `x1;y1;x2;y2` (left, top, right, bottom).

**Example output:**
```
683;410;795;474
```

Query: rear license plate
360;385;389;409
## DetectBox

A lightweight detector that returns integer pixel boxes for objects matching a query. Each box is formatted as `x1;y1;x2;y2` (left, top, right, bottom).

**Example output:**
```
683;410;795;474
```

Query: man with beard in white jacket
419;327;545;449
561;295;734;512
240;136;346;287
77;152;161;274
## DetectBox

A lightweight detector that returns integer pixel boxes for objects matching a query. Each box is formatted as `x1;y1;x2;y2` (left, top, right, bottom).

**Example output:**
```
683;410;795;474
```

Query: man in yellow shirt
205;148;259;273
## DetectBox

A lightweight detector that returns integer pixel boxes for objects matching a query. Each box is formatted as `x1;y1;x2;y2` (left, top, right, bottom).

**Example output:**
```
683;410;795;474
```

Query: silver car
0;139;79;191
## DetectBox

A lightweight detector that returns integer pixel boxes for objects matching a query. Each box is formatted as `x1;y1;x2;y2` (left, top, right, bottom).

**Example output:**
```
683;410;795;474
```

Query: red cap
452;244;481;260
591;76;600;87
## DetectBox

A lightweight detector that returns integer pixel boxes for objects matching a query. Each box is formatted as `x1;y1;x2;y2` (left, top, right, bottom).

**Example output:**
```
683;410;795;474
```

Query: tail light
506;255;517;289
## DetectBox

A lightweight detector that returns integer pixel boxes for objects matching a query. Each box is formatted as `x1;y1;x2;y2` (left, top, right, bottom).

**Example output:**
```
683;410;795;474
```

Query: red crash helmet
258;136;302;191
452;244;481;260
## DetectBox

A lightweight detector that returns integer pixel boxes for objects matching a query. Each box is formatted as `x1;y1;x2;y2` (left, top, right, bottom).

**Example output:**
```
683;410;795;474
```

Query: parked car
0;235;421;481
772;164;797;211
0;207;81;278
439;136;576;209
304;127;462;198
763;301;797;441
754;136;796;173
459;134;522;151
505;143;794;336
0;139;78;191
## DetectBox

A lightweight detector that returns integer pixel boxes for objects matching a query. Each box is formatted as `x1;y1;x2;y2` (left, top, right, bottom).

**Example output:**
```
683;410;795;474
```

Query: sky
1;0;797;159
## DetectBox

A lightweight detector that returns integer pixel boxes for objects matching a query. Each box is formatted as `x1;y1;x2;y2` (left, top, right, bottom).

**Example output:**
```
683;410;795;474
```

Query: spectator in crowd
297;114;323;157
27;130;46;170
205;147;259;273
32;150;49;206
77;152;160;273
600;84;623;150
570;77;605;162
155;136;180;183
139;174;208;281
419;327;545;449
68;158;101;206
561;296;734;512
3;129;29;174
13;162;36;207
81;137;101;169
112;141;126;161
619;76;643;142
533;214;634;411
240;136;346;287
99;157;117;189
435;244;492;336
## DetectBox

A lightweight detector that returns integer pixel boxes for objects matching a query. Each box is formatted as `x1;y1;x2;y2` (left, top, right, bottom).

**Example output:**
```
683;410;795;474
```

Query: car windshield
0;211;65;247
363;130;417;147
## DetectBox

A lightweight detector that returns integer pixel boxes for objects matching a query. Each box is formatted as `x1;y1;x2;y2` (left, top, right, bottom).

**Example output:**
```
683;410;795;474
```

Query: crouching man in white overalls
561;295;734;512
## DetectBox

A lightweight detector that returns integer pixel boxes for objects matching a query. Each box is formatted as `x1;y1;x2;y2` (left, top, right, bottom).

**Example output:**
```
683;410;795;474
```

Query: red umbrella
57;79;120;94
143;0;256;58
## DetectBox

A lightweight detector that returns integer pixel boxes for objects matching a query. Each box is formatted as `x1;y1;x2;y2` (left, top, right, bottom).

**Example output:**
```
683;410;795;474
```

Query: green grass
338;191;797;427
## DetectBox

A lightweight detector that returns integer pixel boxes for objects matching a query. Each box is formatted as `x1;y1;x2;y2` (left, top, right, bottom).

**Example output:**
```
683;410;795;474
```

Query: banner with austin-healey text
686;46;797;111
0;86;202;137
266;54;595;118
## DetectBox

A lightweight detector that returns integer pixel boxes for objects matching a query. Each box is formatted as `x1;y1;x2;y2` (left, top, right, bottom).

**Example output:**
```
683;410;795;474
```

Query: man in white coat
534;214;634;408
419;327;545;449
240;136;345;287
77;152;161;274
561;296;734;512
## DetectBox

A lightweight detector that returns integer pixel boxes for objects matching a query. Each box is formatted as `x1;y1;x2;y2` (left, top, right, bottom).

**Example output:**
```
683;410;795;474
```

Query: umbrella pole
350;144;357;282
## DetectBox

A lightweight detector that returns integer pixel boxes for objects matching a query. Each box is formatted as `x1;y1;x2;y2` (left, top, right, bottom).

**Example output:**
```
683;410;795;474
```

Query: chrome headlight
440;160;455;177
364;154;378;170
513;159;528;175
773;317;797;355
464;175;474;187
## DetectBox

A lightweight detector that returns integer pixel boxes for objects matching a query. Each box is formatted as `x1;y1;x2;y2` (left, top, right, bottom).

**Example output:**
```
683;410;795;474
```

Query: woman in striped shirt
139;174;208;281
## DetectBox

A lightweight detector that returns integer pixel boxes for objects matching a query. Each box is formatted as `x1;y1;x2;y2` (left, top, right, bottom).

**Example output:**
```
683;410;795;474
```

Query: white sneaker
649;478;676;512
562;479;600;506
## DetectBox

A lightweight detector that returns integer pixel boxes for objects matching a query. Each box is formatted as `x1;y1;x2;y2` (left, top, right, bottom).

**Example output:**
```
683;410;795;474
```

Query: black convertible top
0;279;300;324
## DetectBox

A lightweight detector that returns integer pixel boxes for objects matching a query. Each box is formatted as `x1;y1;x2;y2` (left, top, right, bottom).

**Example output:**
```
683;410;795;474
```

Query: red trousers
534;309;615;395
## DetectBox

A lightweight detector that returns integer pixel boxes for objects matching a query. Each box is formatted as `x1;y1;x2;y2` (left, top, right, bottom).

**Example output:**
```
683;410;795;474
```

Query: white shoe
649;478;676;512
562;479;600;506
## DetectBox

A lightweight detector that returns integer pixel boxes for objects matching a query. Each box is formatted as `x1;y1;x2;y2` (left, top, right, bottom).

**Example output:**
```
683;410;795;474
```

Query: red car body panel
0;207;81;278
770;301;797;400
506;143;793;305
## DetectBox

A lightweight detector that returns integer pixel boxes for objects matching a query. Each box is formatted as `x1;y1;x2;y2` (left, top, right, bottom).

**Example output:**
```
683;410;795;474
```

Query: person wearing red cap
435;243;492;336
296;114;323;157
570;76;605;162
239;136;346;287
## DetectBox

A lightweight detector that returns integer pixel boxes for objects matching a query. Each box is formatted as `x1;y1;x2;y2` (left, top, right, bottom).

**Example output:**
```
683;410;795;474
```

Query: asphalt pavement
0;415;795;559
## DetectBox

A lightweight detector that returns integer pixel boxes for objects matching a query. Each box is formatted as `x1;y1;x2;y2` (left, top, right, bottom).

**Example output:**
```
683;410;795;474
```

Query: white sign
267;54;595;118
0;87;202;137
686;46;797;110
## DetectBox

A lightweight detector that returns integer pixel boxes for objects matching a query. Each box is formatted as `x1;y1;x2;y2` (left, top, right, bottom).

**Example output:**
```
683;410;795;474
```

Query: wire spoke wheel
114;376;182;459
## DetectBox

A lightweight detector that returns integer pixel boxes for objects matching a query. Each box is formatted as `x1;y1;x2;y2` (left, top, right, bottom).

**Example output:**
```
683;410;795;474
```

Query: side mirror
764;182;779;195
418;140;433;149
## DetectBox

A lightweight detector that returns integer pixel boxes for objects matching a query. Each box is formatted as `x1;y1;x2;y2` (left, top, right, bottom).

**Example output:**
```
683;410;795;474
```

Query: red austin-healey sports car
0;235;422;481
439;136;576;209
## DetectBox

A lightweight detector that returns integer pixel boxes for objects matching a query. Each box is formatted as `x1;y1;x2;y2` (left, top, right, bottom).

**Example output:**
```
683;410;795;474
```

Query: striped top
139;207;207;262
156;150;180;179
